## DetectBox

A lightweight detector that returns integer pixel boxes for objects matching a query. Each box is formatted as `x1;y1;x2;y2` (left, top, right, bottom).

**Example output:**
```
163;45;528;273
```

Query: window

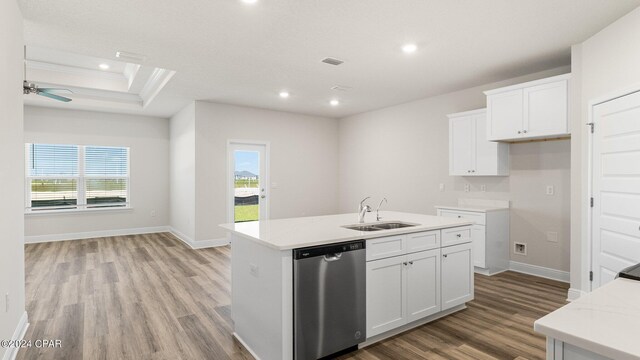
26;143;130;212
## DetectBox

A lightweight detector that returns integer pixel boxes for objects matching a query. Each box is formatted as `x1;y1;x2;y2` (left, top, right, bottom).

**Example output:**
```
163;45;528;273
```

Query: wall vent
321;57;344;66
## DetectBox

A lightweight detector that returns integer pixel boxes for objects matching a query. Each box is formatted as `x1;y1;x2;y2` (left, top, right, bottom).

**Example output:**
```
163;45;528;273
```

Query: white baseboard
567;288;587;302
233;332;262;360
169;227;229;249
2;312;29;360
25;226;170;244
509;261;570;283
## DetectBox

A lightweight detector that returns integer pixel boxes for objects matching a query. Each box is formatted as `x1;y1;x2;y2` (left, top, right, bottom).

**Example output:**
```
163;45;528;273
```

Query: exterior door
591;90;640;289
228;141;268;223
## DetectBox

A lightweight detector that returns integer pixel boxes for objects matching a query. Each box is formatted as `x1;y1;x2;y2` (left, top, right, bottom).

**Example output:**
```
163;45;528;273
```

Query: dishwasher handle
324;253;343;262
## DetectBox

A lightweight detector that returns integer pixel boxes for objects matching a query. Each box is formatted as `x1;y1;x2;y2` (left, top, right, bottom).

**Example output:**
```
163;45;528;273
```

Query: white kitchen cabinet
448;109;509;176
441;242;474;311
485;74;570;141
366;248;441;338
406;249;441;323
436;204;510;275
366;227;471;339
366;255;406;337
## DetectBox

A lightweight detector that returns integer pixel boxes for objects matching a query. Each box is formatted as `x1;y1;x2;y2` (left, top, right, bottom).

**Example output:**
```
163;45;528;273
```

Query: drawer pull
457;215;462;218
409;261;413;265
456;234;461;238
443;254;448;258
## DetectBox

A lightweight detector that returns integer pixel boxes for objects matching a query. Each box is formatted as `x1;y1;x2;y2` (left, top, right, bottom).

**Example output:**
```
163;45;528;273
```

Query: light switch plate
547;231;558;243
439;183;445;192
546;185;555;195
464;184;470;192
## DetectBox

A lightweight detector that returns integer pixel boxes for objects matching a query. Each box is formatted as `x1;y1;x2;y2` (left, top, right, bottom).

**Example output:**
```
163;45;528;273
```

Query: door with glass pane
228;142;268;223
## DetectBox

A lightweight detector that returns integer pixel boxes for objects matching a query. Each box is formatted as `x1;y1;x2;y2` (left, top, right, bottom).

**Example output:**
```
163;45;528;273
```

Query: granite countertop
534;278;640;360
219;211;472;250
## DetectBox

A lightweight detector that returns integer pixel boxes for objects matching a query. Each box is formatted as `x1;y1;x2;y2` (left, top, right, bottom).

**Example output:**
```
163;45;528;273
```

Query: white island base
222;212;475;360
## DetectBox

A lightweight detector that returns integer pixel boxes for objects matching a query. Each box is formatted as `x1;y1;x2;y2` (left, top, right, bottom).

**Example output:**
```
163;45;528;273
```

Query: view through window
234;150;259;222
26;143;130;211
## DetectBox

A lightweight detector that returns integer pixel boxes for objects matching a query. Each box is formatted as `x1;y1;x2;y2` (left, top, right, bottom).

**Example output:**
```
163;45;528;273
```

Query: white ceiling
18;0;640;119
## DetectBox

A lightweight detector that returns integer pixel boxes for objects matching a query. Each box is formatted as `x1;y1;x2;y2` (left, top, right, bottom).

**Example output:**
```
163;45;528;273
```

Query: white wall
571;6;640;294
169;102;196;241
339;67;571;272
0;0;26;354
24;106;170;240
193;101;340;242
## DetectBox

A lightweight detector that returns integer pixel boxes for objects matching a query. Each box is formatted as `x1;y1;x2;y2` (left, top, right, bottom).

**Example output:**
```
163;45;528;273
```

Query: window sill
25;207;133;216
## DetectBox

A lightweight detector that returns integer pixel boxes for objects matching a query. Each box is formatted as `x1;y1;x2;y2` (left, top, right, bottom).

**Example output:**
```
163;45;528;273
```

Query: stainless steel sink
342;221;419;232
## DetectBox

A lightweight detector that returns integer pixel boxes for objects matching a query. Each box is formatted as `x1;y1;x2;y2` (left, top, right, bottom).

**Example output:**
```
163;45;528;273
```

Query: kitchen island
220;211;474;360
535;278;640;360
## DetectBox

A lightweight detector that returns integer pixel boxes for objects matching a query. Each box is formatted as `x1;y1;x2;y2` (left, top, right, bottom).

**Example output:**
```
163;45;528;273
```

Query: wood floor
18;233;568;360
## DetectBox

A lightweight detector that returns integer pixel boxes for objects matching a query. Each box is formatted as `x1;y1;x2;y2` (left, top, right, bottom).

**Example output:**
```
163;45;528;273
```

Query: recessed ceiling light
402;43;417;54
99;63;110;70
241;0;258;4
330;99;340;106
279;91;290;98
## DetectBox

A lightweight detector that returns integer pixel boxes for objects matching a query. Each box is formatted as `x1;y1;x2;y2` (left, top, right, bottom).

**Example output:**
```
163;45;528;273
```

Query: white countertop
534;278;640;360
219;211;472;250
435;204;508;213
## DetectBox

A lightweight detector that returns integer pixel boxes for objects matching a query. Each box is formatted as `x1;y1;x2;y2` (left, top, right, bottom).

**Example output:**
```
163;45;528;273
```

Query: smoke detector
321;57;344;66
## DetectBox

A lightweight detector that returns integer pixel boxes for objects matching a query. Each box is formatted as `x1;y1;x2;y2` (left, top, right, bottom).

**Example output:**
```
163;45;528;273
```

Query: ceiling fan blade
37;91;72;102
38;88;73;94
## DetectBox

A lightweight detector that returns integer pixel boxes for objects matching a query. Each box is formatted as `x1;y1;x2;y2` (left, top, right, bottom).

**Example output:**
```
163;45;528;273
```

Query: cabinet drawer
438;209;485;226
441;226;472;247
406;230;440;254
367;235;406;261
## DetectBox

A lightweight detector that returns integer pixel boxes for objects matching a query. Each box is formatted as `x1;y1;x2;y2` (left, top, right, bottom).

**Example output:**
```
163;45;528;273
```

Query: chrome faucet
376;198;387;221
358;196;372;223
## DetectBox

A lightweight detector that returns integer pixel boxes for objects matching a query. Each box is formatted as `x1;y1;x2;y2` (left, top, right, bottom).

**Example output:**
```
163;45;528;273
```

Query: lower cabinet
441;242;474;310
366;248;441;337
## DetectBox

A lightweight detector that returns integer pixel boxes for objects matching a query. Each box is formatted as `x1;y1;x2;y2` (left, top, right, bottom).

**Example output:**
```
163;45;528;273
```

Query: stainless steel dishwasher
293;240;366;360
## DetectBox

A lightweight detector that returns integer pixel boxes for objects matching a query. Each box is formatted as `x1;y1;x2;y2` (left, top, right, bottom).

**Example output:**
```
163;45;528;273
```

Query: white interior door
591;90;640;289
228;141;268;223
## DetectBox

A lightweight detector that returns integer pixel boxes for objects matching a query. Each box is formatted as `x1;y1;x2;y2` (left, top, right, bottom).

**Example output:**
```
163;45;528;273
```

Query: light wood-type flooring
17;233;568;360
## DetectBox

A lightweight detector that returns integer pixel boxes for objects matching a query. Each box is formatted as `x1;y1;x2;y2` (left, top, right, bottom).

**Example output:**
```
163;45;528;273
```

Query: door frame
586;83;640;292
226;139;271;224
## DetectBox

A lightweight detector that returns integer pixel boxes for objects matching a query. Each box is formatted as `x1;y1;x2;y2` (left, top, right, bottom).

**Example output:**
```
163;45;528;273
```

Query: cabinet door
441;243;474;311
449;116;475;176
474;114;499;175
523;80;568;138
471;225;486;268
406;249;441;323
366;256;406;337
487;89;523;141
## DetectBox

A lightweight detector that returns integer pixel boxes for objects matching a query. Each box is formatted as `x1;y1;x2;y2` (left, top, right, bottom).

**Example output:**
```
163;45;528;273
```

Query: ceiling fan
22;46;73;102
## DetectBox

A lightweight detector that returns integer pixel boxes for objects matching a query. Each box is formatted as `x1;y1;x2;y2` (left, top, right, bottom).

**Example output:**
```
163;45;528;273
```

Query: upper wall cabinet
484;74;571;142
448;108;509;176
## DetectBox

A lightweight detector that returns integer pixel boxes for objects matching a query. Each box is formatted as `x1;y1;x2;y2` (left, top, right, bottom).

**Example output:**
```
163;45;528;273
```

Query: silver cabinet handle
403;262;408;266
443;254;448;258
457;215;462;218
456;234;461;237
523;130;528;133
518;130;521;134
409;261;414;265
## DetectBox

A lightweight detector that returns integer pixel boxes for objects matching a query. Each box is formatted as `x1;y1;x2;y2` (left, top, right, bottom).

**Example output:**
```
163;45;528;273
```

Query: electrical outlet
514;242;527;255
5;293;9;313
547;231;558;243
464;184;470;192
271;182;279;189
150;210;156;218
480;184;486;192
546;185;555;196
439;183;445;192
